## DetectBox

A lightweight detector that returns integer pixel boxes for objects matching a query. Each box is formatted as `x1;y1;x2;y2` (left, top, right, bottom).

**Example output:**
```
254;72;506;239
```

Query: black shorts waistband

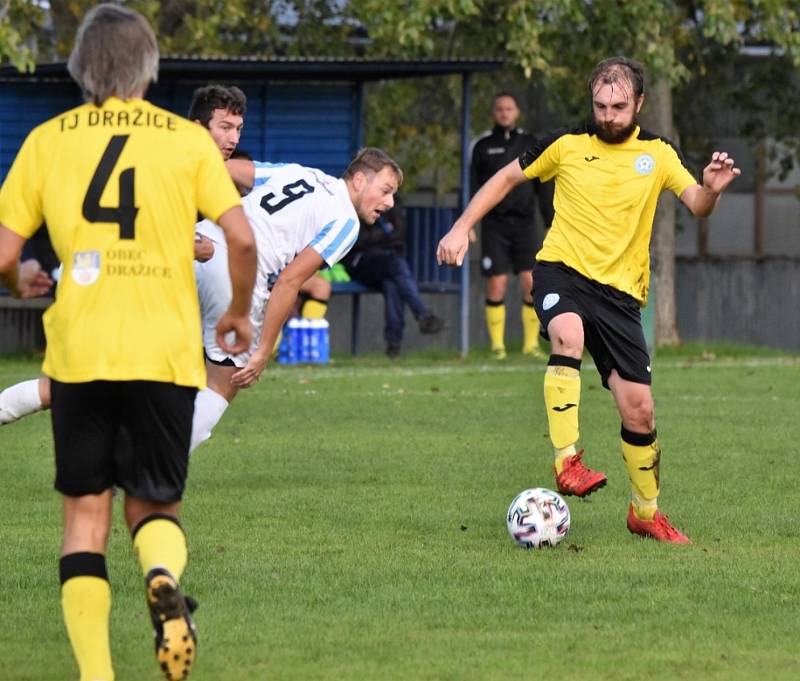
534;260;640;307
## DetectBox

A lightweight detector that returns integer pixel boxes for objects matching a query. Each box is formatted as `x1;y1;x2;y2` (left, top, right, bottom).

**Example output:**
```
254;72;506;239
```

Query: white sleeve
195;217;226;244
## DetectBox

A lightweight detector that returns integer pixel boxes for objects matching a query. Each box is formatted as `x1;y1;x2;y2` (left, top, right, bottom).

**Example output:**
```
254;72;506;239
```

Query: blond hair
342;147;403;185
68;4;159;106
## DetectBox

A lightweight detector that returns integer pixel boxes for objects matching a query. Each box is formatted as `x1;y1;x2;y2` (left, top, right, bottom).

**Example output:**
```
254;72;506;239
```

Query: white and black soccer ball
506;487;570;549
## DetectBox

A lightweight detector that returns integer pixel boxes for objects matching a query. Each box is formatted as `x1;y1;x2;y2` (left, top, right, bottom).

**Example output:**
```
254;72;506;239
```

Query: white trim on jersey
310;217;359;266
252;160;286;188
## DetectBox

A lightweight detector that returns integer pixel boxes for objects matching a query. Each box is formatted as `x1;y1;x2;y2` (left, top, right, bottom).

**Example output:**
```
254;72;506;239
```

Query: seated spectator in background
342;199;443;358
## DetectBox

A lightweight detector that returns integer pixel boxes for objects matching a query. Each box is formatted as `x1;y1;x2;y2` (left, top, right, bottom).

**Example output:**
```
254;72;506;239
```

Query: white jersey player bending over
189;147;403;451
0;147;403;454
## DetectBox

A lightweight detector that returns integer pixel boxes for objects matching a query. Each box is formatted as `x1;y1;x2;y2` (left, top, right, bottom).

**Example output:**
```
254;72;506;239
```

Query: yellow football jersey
0;97;242;386
520;124;696;304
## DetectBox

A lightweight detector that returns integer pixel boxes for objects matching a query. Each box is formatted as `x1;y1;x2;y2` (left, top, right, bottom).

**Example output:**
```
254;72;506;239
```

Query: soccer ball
506;487;571;549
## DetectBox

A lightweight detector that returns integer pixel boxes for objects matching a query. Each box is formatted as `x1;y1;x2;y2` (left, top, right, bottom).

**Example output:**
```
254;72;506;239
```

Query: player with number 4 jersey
0;6;257;681
188;148;403;453
0;97;243;386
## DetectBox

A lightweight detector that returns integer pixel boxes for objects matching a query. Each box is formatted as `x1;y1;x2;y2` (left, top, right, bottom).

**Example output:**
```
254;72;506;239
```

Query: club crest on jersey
71;250;101;286
635;153;655;175
542;293;560;310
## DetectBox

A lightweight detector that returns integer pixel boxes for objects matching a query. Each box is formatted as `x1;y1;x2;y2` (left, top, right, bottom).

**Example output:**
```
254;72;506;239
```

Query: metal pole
354;81;365;152
459;71;472;358
754;140;766;257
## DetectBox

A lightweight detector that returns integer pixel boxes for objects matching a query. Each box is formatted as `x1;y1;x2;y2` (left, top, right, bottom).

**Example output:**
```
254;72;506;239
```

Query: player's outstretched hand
216;311;252;355
231;351;268;388
702;151;741;194
436;228;470;267
17;259;53;298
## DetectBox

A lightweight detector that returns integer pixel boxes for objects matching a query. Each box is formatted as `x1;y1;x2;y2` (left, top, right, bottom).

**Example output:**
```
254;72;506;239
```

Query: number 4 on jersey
83;134;138;239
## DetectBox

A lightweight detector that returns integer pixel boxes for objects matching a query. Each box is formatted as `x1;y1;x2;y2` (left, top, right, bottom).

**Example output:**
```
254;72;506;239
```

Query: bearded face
592;113;639;144
590;78;642;144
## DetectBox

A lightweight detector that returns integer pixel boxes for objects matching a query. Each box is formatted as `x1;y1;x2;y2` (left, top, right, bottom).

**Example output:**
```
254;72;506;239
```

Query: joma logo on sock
552;403;577;412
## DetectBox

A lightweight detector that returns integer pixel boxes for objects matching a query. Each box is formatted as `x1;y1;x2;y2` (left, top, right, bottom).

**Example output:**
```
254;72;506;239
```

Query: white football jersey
195;161;359;365
197;161;359;279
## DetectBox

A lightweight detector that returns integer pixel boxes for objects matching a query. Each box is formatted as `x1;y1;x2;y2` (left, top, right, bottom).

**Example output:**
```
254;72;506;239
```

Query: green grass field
1;346;799;681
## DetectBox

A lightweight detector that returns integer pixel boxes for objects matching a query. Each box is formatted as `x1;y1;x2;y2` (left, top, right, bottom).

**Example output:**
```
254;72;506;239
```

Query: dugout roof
0;56;501;356
0;56;503;82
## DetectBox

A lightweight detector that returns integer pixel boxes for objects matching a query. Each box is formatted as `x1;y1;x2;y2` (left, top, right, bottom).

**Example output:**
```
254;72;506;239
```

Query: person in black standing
471;92;554;359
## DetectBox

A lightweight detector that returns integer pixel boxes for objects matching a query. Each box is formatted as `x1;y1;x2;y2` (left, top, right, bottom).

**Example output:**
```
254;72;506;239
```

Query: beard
591;114;638;144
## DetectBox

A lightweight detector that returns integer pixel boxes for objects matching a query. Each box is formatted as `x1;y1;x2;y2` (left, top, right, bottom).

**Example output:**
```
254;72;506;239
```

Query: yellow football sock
132;516;187;581
553;443;577;474
301;298;328;319
521;302;542;353
544;356;581;473
485;300;506;351
621;427;660;520
60;553;114;681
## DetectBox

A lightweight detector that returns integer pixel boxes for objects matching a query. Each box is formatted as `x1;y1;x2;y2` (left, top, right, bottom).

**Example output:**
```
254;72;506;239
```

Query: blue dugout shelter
0;56;501;355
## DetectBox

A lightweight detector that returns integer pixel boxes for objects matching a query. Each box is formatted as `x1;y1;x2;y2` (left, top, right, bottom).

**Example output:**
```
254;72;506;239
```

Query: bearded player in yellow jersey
0;5;257;681
438;57;741;544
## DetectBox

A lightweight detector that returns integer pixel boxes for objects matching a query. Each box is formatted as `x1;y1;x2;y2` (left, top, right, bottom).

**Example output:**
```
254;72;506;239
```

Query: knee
304;275;331;300
550;329;583;357
322;278;332;299
486;279;506;301
62;494;113;554
621;395;655;431
399;257;413;276
387;255;408;277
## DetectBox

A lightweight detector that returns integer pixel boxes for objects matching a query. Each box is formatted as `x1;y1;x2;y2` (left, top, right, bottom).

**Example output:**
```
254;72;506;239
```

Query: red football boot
554;449;607;497
626;504;692;544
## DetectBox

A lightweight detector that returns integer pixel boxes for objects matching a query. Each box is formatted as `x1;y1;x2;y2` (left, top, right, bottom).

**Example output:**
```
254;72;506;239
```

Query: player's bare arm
231;246;325;389
226;158;255;195
680;151;741;218
0;225;53;298
215;205;257;354
437;159;528;266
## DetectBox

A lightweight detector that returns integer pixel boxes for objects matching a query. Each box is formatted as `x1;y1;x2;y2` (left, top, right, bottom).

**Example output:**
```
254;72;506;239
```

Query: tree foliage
0;0;45;72
6;2;799;171
2;1;798;346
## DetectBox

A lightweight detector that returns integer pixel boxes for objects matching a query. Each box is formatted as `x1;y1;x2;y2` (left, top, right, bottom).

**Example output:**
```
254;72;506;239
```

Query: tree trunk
641;78;681;347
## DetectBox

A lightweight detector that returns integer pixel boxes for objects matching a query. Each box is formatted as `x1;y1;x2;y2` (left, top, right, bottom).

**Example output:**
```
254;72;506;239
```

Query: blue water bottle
309;320;330;364
278;318;302;365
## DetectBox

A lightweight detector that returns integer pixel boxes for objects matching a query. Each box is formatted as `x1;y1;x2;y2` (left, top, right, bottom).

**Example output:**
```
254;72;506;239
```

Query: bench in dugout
0;294;51;354
331;206;461;356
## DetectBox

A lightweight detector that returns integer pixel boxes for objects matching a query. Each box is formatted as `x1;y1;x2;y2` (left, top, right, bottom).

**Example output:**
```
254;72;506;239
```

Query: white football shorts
194;239;268;368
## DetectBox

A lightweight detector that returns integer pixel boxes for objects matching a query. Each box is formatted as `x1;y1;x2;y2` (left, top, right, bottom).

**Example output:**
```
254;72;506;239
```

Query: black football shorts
480;215;539;276
51;380;197;502
532;261;652;389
